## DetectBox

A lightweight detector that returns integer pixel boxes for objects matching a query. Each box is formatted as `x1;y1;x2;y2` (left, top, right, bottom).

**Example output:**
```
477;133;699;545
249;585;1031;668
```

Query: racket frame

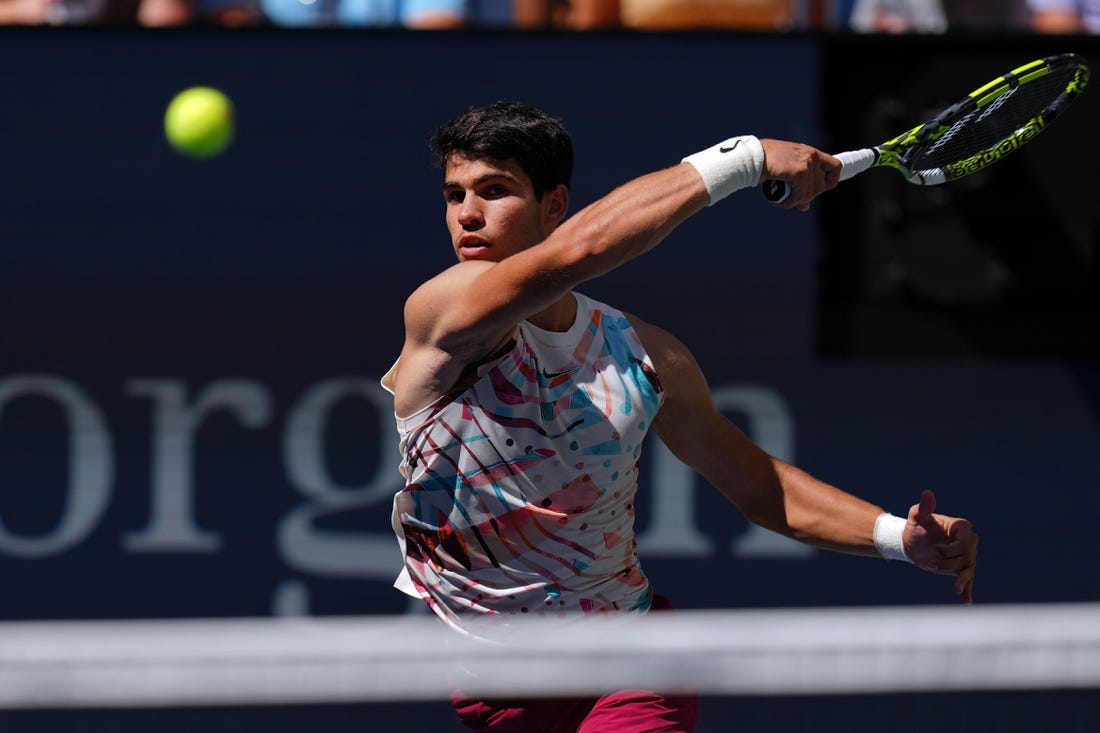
879;54;1089;186
762;53;1089;202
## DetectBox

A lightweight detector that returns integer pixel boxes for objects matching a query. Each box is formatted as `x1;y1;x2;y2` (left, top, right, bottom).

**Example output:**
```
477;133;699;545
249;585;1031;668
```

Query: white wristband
681;135;765;205
873;513;912;563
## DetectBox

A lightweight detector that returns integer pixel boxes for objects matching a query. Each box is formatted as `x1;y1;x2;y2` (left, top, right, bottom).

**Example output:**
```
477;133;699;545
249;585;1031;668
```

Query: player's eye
444;190;464;204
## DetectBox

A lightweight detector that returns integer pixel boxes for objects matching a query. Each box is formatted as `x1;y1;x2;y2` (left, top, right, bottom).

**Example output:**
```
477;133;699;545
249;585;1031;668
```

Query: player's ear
543;184;569;228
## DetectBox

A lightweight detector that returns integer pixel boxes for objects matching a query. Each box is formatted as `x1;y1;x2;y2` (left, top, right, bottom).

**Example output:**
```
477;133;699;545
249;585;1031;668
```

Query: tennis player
382;101;979;732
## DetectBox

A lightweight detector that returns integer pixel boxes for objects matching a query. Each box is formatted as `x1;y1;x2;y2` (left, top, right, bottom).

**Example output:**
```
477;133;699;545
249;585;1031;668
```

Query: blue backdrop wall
1;27;1098;731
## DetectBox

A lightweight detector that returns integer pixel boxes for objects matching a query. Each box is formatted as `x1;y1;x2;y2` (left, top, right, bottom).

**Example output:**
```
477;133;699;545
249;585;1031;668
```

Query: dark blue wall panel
1;26;1098;733
1;27;826;621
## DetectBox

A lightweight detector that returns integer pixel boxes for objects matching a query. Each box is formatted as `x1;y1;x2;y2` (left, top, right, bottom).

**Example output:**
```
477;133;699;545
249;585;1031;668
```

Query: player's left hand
903;489;979;604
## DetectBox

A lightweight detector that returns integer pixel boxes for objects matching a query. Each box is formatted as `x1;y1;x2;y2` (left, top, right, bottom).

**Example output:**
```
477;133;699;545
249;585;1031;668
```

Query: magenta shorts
451;687;700;732
449;595;700;732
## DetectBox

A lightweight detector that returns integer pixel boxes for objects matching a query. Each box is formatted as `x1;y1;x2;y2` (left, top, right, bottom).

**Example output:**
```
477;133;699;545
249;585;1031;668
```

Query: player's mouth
458;236;490;259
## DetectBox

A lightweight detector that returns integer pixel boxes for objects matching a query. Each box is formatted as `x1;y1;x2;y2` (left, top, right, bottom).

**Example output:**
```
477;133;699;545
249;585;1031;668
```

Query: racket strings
912;67;1076;170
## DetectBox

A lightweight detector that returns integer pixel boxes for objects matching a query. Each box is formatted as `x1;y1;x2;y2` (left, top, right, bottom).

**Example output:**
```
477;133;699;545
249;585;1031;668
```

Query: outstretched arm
397;136;837;414
428;137;837;346
637;318;979;603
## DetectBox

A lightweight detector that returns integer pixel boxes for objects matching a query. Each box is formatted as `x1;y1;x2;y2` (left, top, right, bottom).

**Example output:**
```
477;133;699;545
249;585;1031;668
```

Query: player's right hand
759;139;840;211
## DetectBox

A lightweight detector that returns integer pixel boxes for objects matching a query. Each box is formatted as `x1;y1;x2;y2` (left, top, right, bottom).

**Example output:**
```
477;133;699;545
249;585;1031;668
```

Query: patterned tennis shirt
385;292;664;636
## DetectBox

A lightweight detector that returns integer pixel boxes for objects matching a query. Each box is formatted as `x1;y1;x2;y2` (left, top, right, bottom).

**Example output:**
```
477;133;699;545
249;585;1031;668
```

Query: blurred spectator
0;0;148;23
196;0;265;24
1028;0;1100;32
512;0;792;30
0;0;52;23
260;0;467;27
849;0;946;32
850;0;1031;32
137;0;194;23
620;0;790;28
512;0;615;28
942;0;1030;29
0;0;263;24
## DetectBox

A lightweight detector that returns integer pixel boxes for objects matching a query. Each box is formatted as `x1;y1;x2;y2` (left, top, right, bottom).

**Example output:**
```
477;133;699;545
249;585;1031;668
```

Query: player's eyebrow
441;172;519;192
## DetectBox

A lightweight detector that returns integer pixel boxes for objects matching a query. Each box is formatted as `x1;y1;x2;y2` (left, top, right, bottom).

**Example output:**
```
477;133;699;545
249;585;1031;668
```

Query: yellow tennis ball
164;86;235;159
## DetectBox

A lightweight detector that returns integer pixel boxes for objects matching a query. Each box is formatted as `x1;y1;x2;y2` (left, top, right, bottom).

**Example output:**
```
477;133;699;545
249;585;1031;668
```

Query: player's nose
458;198;484;228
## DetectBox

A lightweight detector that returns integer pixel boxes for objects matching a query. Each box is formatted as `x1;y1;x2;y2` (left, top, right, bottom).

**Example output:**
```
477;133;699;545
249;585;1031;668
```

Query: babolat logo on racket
945;118;1046;178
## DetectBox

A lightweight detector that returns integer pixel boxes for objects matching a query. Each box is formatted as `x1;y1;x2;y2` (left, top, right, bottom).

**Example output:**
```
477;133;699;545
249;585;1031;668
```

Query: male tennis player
382;101;979;731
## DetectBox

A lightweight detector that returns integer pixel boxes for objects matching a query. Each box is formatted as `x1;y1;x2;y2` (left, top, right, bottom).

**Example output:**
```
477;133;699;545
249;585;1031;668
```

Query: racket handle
760;148;879;204
835;148;877;180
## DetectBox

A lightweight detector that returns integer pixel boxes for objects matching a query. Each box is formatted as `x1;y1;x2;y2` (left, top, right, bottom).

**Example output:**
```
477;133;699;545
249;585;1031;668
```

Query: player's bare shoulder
396;260;504;418
624;311;716;429
403;260;494;349
623;312;695;377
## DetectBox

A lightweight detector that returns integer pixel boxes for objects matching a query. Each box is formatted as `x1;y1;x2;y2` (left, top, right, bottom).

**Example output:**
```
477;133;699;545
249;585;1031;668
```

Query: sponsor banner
3;361;1099;620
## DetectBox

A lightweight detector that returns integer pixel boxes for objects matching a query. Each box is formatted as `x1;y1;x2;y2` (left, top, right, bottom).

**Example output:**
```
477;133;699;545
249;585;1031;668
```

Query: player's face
442;154;555;263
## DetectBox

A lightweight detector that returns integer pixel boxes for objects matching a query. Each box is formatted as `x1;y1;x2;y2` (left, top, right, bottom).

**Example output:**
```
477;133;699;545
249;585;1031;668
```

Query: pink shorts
451;687;700;732
449;595;700;732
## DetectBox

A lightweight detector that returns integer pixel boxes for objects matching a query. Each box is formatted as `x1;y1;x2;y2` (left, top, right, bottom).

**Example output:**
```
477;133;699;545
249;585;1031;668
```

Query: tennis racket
762;53;1090;203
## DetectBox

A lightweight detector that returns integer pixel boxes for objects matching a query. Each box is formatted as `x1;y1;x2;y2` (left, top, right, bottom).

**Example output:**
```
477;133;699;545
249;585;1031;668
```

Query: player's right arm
394;138;833;414
419;139;833;351
394;161;710;415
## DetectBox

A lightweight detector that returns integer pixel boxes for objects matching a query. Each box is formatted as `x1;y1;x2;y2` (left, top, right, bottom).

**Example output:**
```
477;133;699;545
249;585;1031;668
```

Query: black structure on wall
818;35;1100;358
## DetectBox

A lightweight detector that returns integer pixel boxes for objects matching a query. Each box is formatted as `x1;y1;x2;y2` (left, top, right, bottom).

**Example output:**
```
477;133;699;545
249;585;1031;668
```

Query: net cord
0;603;1098;709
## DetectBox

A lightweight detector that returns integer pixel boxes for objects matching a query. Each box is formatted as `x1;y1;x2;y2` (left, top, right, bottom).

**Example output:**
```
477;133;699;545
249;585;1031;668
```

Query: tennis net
1;602;1097;710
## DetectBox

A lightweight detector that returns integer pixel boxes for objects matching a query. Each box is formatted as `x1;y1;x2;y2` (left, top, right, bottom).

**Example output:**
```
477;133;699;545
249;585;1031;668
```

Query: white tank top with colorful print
385;292;665;637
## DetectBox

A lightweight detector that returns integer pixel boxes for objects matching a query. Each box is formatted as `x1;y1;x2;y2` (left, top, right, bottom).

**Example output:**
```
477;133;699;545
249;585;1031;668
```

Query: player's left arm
634;317;978;602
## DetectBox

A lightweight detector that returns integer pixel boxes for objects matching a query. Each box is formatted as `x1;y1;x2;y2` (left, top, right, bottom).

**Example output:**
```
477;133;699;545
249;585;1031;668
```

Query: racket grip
835;148;877;181
760;148;878;203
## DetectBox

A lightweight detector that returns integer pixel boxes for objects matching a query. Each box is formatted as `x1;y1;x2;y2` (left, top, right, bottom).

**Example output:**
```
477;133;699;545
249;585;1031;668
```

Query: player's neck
526;292;577;333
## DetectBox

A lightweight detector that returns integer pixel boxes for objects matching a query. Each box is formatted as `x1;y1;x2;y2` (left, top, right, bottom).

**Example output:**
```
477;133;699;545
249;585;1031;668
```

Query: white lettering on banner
278;378;402;580
0;375;810;592
0;375;114;558
272;578;311;616
636;439;714;556
124;379;274;553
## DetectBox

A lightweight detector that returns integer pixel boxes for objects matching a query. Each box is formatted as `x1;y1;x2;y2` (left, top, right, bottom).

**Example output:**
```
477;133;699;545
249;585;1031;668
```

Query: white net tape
1;603;1097;709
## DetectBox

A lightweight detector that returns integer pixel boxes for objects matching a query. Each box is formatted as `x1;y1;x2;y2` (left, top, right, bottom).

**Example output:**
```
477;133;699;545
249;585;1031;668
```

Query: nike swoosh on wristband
719;140;742;153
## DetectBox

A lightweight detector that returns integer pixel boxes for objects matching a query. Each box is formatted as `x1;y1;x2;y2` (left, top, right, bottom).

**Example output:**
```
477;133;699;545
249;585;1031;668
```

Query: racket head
879;53;1089;185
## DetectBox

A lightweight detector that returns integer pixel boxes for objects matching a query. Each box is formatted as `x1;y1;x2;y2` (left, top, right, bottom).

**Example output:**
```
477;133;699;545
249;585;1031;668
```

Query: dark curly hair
430;101;573;200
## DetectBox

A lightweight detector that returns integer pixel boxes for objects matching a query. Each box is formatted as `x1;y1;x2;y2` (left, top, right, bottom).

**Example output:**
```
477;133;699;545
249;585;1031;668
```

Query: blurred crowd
0;0;1095;33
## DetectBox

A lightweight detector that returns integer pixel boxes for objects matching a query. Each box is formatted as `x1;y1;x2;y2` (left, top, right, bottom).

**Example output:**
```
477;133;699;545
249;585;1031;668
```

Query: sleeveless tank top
387;292;664;636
